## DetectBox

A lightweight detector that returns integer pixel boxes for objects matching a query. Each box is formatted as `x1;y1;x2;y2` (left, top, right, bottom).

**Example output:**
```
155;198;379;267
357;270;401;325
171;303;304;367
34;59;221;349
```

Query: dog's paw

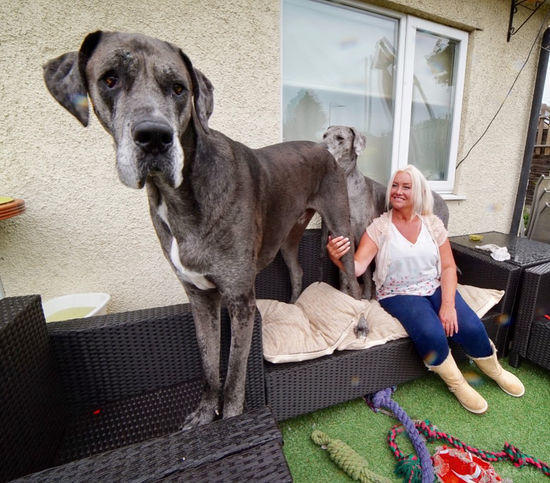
222;402;245;420
180;401;219;431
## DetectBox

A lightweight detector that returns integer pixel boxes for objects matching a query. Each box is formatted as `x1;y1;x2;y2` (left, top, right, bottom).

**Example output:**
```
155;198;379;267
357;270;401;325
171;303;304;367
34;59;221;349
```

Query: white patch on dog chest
157;198;214;290
170;237;215;290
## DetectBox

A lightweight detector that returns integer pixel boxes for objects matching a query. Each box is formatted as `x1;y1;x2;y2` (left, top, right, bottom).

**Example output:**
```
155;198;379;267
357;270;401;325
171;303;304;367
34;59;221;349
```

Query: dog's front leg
222;289;256;419
361;269;374;300
182;285;222;430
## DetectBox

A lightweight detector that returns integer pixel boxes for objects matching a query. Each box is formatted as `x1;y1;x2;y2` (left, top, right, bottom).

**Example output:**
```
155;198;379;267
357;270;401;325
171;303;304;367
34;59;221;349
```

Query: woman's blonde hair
385;164;434;216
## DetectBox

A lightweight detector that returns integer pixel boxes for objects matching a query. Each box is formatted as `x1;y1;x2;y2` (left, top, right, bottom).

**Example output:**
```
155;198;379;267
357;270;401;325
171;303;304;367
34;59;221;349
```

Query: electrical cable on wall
456;8;550;170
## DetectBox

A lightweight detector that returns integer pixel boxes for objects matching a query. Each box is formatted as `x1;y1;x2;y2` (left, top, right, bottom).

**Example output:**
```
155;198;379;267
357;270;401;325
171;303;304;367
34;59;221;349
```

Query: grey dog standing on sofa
322;125;449;299
43;31;361;428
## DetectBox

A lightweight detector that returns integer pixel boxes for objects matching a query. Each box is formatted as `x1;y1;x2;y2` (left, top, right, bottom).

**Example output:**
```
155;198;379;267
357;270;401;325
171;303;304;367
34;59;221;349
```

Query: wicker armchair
256;229;518;421
509;261;550;369
0;295;290;482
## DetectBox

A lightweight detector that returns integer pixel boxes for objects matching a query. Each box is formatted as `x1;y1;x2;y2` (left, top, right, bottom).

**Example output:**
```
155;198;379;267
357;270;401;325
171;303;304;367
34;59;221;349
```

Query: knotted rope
311;430;391;483
369;387;434;483
386;419;550;479
414;420;550;477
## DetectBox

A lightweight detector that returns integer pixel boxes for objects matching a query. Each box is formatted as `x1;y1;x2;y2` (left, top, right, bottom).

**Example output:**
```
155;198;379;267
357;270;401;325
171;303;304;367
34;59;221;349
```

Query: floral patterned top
376;220;440;299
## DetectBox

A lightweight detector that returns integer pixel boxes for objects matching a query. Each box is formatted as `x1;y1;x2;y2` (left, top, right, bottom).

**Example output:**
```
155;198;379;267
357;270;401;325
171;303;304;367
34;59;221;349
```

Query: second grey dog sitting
322;125;449;300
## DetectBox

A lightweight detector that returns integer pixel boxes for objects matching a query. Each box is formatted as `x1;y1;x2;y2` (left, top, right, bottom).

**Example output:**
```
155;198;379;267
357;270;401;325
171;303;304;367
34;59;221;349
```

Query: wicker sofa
0;295;290;482
256;229;521;421
1;229;519;480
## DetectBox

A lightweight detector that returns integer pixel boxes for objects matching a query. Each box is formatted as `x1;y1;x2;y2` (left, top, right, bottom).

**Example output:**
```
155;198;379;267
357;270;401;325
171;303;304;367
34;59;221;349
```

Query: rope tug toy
387;419;550;479
311;430;391;483
368;387;434;483
312;387;550;482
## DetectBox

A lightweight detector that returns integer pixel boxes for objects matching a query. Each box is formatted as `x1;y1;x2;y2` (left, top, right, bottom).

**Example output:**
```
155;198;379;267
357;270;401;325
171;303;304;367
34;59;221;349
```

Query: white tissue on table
475;244;511;261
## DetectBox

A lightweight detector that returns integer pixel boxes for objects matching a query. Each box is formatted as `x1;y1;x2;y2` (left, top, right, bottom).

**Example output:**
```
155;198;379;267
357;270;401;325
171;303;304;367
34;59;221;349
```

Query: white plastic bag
475;244;511;261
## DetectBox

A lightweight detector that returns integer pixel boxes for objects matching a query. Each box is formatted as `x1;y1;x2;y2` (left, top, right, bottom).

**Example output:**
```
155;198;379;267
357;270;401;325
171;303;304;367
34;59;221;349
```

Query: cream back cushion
259;282;504;363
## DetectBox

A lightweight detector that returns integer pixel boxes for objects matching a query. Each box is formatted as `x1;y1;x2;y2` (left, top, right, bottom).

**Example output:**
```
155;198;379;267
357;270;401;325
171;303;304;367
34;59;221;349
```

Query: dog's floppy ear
350;127;367;156
43;51;89;126
42;31;103;127
179;50;213;134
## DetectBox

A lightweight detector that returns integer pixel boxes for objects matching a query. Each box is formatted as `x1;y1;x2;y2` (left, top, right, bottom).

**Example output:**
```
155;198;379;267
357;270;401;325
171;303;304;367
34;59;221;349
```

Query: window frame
398;16;469;192
280;0;469;194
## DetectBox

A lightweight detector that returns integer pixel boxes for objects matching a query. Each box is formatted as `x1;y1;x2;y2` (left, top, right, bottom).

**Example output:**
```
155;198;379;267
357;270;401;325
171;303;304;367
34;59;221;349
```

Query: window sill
440;193;466;201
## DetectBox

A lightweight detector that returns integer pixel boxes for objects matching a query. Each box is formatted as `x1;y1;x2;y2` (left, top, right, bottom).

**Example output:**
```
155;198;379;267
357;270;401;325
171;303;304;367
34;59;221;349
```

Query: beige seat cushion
258;282;504;363
456;284;504;317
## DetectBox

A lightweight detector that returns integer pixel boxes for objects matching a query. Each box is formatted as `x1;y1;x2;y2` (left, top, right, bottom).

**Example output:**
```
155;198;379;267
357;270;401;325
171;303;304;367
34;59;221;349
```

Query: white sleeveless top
377;219;441;300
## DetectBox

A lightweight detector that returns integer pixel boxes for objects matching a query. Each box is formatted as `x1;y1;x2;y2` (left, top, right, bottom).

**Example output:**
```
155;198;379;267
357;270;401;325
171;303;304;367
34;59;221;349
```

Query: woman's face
390;171;413;211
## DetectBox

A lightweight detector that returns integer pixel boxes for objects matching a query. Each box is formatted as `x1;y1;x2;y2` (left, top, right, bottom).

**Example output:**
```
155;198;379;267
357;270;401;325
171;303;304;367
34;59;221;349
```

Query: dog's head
43;31;214;189
322;126;367;174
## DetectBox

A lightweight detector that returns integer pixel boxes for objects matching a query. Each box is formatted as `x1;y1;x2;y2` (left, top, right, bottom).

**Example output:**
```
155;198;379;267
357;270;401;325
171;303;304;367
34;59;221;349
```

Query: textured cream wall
0;0;546;312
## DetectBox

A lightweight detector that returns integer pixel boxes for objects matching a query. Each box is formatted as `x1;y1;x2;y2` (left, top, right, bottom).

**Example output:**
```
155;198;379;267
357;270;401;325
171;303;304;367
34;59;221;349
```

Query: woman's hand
327;235;351;263
439;302;458;337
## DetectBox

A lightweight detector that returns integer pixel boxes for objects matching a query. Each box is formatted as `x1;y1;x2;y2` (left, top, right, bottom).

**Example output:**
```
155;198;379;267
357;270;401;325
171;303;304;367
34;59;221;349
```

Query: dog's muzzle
132;120;174;154
117;119;183;190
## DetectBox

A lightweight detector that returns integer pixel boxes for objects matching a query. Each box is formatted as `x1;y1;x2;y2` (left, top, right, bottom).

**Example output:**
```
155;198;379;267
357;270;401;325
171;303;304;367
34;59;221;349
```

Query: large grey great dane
43;31;360;428
322;125;449;300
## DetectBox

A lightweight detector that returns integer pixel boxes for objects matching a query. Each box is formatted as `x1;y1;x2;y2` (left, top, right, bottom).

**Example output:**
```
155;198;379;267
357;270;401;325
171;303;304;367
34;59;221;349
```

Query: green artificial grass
280;358;550;482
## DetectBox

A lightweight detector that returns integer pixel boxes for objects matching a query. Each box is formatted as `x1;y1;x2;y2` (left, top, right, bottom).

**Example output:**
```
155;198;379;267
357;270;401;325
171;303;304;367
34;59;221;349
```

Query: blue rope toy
366;387;434;483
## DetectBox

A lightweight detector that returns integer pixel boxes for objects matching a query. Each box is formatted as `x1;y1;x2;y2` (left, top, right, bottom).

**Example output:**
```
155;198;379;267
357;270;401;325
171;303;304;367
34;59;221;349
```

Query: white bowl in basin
42;292;110;323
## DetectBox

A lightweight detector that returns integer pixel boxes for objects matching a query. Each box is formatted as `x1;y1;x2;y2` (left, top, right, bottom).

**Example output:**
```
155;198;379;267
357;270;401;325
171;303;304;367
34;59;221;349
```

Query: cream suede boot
472;341;525;397
428;353;488;414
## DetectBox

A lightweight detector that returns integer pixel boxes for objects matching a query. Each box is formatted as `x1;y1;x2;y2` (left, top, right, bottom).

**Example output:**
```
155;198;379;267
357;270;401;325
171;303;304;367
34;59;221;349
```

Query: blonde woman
327;165;524;413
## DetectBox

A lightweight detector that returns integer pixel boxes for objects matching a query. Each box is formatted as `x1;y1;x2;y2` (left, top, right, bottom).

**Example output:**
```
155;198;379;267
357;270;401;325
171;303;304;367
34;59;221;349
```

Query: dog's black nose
133;121;174;154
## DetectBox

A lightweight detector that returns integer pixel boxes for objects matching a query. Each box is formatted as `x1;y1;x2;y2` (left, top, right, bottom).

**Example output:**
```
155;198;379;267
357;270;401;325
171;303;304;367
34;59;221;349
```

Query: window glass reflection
283;0;398;183
408;30;457;181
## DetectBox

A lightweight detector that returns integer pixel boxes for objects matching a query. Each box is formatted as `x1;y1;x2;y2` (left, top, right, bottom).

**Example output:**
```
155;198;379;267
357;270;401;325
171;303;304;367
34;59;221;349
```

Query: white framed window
282;0;468;193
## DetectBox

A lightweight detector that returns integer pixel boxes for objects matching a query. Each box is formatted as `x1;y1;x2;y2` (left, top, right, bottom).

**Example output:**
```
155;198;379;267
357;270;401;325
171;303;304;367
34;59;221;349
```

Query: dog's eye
336;136;344;142
102;74;118;89
173;83;186;96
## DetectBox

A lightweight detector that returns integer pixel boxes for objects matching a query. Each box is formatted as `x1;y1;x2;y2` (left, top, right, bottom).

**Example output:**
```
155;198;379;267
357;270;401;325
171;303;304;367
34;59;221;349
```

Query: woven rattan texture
0;296;67;482
265;336;426;421
18;408;287;482
255;229;338;302
450;231;550;267
526;318;550;369
168;440;292;482
514;262;550;361
54;379;203;465
48;305;265;411
451;243;521;315
2;294;267;480
0;296;65;481
48;304;202;407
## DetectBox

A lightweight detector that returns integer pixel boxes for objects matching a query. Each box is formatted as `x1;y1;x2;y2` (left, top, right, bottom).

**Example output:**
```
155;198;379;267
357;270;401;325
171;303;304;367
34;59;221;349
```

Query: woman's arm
327;232;378;277
439;239;459;336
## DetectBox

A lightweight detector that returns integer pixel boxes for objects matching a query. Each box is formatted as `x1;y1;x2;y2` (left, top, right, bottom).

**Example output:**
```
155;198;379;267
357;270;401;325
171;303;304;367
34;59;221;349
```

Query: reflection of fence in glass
409;115;452;181
283;89;327;142
283;86;394;141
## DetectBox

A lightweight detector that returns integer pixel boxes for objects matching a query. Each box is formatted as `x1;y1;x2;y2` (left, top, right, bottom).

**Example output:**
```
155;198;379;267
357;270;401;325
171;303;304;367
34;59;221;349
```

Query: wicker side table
509;261;550;368
450;240;522;355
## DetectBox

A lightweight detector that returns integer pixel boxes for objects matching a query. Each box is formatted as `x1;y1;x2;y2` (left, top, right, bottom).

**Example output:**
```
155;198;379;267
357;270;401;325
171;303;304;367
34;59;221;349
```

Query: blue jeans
379;287;492;366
